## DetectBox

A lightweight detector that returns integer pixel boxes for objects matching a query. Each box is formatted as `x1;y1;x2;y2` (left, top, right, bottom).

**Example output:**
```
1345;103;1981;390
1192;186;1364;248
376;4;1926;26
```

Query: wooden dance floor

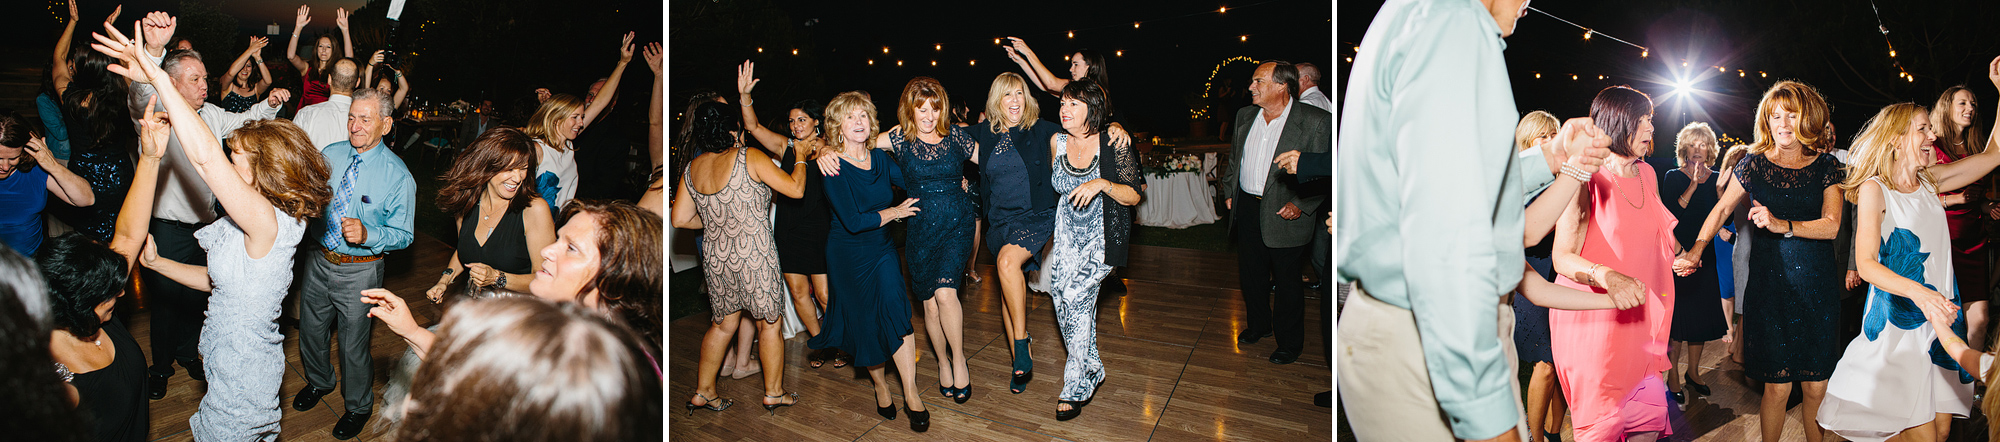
126;233;462;441
668;244;1336;441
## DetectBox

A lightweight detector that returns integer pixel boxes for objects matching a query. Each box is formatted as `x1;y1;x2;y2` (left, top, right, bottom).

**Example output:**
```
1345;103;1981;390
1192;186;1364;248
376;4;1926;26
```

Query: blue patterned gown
1820;178;1974;441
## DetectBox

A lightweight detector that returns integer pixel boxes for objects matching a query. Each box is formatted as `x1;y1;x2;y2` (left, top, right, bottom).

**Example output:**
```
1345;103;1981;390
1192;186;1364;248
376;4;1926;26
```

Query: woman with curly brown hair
96;21;332;439
424;128;555;302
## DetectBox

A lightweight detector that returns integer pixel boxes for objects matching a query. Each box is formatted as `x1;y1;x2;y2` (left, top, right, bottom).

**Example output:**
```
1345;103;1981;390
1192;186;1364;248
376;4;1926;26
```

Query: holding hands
1602;270;1649;310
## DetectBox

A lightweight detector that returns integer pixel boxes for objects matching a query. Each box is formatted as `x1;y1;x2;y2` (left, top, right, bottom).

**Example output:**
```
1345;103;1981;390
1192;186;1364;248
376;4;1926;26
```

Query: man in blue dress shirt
293;88;414;440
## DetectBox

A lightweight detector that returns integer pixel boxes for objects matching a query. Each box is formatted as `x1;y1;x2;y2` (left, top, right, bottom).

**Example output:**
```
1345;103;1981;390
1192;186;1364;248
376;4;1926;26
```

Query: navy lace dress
1736;153;1846;383
968;121;1061;271
888;129;976;300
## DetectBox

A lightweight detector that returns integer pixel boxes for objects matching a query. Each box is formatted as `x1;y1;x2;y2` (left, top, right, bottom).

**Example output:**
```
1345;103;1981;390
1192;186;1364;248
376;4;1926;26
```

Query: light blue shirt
320;140;416;256
1336;0;1523;438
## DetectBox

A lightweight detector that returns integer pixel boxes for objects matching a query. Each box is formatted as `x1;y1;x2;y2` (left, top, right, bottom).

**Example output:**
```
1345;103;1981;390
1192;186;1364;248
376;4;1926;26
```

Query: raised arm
646;43;663;168
251;43;272;95
580;32;636;133
94;17;280;257
335;8;353;59
735;60;790;152
27;136;92;207
53;0;81;93
745;146;809;199
286;5;312;72
225;37;266;92
110;100;170;268
390;68;409;109
1005;37;1067;94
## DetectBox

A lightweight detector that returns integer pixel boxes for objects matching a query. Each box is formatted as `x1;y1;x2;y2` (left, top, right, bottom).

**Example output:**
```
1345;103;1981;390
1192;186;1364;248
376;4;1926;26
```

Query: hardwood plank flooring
668;244;1337;441
128;233;458;441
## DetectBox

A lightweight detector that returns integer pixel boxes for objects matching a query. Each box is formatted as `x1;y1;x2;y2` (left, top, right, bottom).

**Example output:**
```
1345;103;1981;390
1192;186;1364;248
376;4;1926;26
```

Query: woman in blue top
0;113;95;256
807;91;931;432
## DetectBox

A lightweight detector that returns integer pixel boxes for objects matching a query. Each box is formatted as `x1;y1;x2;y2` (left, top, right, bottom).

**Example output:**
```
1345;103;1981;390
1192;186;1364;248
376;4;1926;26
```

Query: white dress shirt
295;94;353;151
130;51;282;224
1299;87;1332;112
1239;100;1294;196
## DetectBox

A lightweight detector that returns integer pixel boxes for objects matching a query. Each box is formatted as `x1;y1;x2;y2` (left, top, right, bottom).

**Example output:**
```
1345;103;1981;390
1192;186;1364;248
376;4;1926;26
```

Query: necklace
1609;164;1647;209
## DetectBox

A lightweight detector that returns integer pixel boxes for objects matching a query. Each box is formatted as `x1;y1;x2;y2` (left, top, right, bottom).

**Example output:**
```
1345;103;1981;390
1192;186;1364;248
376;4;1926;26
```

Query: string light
1068;30;1075;38
1116;50;1124;57
935;44;942;51
1192;56;1260;119
1598;75;1606;80
1571;74;1579;81
883;47;890;54
969;60;977;66
1134;22;1141;29
1240;35;1248;42
868;59;874;65
1739;70;1745;77
1219;6;1227;13
1534;72;1541;79
792;49;798;55
1718;66;1725;73
1641;49;1648;58
1582;29;1592;41
1889;49;1896;57
897;60;903;66
995;38;1001;45
1760;71;1767;78
930;60;937;66
757;47;763;53
1346;57;1353;63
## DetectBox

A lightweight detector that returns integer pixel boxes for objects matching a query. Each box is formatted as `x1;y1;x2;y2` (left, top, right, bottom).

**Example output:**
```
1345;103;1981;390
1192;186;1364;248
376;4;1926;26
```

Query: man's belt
323;248;385;264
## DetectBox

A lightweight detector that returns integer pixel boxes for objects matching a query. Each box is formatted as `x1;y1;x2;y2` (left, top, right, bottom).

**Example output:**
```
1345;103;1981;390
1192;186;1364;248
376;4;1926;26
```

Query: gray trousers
299;253;384;414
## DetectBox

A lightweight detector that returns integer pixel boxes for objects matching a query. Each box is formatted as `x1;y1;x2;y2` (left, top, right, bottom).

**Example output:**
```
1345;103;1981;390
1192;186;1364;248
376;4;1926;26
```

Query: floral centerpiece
1143;153;1203;179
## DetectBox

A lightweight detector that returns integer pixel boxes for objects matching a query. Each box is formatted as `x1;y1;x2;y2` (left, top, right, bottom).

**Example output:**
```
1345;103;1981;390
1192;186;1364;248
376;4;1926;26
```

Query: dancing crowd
3;4;664;442
671;34;1330;431
1342;1;2000;442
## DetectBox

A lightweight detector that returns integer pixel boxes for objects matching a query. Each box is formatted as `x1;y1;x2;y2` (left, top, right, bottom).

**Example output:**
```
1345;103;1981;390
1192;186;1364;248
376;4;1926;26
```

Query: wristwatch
494;274;507;288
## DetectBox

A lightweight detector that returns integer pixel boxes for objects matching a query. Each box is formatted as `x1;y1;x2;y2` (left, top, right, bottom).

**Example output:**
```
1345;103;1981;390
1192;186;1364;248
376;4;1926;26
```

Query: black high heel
1684;372;1711;397
907;407;930;432
954;385;972;404
1010;335;1034;394
761;392;799;415
684;393;733;414
877;403;897;420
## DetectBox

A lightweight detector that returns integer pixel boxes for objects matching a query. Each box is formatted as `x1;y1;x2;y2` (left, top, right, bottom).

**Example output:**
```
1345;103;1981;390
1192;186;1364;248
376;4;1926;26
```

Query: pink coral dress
1551;163;1678;442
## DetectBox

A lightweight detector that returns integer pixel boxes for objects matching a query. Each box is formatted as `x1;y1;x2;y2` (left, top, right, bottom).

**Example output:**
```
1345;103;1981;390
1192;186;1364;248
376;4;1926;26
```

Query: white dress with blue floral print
1819;177;1975;441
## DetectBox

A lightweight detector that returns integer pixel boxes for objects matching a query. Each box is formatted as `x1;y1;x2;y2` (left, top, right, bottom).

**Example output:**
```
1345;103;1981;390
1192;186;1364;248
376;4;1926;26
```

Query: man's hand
1277;202;1302;220
1845;270;1863;290
1225;198;1232;210
1549;117;1611;176
141;11;175;54
340;217;367;244
1274;150;1301;174
266;88;291;108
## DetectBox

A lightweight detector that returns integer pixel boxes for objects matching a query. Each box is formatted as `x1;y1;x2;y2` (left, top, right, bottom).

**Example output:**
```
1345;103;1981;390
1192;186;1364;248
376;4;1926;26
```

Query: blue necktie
323;153;361;250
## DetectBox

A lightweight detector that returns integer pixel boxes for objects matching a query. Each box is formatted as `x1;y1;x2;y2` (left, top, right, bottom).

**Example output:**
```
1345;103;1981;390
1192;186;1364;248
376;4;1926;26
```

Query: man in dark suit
1222;60;1330;364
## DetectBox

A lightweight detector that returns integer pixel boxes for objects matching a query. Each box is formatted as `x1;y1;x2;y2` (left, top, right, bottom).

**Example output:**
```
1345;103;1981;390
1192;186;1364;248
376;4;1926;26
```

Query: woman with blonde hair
1661;122;1727;407
524;32;635;211
1930;85;1996;349
1821;95;2000;441
806;91;931;431
1510;109;1571;442
1677;80;1845;442
96;23;333;439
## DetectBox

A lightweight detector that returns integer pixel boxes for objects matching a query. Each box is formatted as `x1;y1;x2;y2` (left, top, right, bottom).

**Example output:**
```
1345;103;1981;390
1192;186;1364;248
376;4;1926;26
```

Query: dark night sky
1338;0;2000;158
672;0;1333;139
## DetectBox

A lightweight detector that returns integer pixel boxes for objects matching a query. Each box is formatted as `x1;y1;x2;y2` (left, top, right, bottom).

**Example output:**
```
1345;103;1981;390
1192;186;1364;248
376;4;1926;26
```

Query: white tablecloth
1137;171;1219;228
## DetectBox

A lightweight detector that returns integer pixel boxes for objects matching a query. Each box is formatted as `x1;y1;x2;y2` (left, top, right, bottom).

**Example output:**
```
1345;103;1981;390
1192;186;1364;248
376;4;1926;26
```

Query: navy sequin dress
219;91;259;114
889;129;977;300
62;141;132;243
1736;153;1846;383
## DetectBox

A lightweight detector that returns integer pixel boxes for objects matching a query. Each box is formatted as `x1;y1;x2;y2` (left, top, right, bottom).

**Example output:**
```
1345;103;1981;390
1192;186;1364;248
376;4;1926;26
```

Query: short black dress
774;141;831;275
1662;168;1727;342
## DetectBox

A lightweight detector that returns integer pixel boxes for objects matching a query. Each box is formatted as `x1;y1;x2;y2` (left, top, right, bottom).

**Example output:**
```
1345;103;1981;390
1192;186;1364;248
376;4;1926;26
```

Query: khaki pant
1339;285;1526;441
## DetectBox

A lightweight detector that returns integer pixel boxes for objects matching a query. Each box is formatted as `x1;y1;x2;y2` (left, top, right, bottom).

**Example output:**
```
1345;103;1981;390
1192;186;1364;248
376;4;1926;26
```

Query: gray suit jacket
1222;101;1330;248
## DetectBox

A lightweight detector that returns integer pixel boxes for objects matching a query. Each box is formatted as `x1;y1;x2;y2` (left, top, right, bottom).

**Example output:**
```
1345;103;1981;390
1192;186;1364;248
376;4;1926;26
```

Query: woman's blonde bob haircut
1514;110;1558;153
1675;122;1718;168
985;72;1039;133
